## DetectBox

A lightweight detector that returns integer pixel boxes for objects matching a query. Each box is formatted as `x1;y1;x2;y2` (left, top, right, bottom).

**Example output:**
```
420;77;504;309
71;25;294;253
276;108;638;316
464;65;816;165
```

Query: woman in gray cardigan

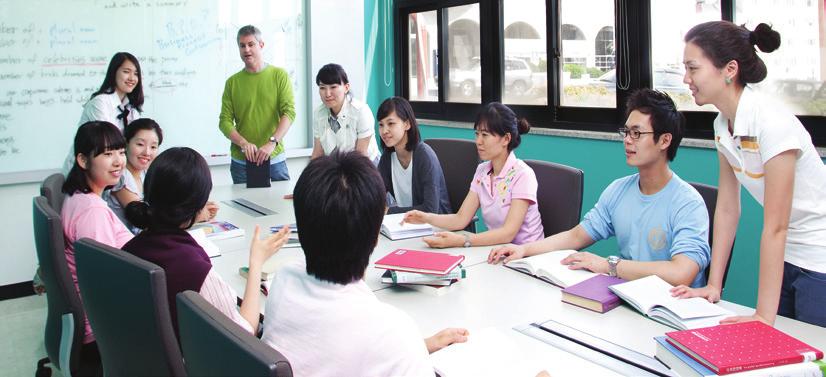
377;97;451;214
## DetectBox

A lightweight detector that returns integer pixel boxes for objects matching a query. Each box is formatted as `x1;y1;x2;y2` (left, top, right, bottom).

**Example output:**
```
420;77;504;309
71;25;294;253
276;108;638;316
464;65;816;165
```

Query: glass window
503;0;548;105
651;0;719;111
559;0;616;108
408;11;438;102
446;4;481;103
736;0;826;116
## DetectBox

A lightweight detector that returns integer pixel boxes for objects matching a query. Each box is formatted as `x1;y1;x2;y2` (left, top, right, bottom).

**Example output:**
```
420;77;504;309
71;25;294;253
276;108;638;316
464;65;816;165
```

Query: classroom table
206;181;826;375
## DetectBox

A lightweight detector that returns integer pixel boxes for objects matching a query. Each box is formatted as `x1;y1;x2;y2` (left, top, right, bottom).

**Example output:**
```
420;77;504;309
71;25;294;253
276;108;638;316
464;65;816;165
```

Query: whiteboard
0;0;309;184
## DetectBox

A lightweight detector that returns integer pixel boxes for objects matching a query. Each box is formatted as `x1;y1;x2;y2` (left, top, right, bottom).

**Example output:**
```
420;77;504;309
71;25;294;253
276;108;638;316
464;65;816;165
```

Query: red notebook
374;249;464;275
665;321;823;375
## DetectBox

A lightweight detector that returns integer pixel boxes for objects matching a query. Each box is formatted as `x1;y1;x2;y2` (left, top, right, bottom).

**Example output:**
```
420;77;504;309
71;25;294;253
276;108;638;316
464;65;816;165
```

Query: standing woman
61;121;134;366
105;118;163;233
63;52;144;173
310;63;380;163
402;102;544;248
377;97;451;214
672;21;826;327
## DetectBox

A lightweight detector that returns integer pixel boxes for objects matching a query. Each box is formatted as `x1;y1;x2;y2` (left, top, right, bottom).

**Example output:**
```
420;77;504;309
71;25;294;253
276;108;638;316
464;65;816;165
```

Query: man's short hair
293;151;386;284
237;25;262;44
625;89;686;161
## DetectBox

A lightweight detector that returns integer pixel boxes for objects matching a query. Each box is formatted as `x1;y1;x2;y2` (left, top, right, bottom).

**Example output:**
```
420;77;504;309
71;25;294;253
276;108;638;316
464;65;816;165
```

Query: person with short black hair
61;121;134;361
310;63;380;163
402;102;544;248
489;89;711;288
219;25;296;184
261;151;468;376
121;147;290;335
672;21;826;327
377;96;451;214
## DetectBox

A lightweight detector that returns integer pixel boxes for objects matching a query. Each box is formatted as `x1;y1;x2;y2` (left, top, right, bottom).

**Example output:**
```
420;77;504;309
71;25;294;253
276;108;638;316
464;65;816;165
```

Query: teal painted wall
364;0;395;111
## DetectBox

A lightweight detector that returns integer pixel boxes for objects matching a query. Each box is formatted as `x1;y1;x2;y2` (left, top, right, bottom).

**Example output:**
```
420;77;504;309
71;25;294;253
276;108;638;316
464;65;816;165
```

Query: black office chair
424;138;480;232
176;291;293;377
74;238;186;377
33;196;92;377
525;160;584;237
690;182;735;289
40;173;66;213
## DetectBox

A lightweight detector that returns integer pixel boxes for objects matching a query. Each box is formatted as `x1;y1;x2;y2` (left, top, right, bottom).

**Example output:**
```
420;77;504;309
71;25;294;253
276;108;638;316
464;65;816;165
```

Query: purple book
561;274;626;313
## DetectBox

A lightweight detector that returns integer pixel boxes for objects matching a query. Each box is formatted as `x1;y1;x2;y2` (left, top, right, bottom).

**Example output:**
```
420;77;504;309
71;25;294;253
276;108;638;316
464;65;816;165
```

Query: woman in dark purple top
122;147;290;334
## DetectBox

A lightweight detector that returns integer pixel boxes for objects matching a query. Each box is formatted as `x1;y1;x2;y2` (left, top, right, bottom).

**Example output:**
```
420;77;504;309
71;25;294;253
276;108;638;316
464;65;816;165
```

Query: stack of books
655;321;825;376
375;249;465;296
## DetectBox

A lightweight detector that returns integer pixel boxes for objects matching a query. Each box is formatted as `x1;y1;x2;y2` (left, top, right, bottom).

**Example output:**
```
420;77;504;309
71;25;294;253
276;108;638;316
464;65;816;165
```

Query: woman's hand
425;328;469;353
423;232;463;249
249;225;290;268
402;210;431;225
670;284;722;303
196;201;219;223
487;244;526;264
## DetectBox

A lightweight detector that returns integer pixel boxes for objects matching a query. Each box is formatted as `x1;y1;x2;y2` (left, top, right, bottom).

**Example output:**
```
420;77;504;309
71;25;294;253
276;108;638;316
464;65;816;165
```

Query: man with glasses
488;89;710;288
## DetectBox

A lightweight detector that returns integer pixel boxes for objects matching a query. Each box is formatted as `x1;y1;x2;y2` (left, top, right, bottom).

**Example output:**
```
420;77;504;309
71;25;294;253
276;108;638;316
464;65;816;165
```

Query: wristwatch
269;136;279;147
607;255;620;277
463;234;471;248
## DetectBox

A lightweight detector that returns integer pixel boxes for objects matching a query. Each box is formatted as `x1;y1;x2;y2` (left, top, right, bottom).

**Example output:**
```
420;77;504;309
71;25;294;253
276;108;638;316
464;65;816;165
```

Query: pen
260;283;268;296
210;153;228;157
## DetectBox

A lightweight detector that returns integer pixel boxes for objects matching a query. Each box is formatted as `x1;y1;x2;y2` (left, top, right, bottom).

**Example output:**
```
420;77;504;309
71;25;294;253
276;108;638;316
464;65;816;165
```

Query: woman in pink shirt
403;102;544;248
61;121;135;371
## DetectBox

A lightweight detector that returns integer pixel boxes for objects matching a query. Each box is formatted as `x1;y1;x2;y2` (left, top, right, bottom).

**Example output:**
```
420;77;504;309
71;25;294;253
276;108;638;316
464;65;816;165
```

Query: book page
186;228;221;257
608;275;675;314
430;328;546;377
382;213;432;233
508;250;594;287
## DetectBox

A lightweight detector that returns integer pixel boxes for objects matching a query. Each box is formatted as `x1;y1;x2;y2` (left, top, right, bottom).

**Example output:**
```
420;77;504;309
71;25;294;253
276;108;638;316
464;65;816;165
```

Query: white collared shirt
261;262;433;377
714;86;826;272
312;97;380;161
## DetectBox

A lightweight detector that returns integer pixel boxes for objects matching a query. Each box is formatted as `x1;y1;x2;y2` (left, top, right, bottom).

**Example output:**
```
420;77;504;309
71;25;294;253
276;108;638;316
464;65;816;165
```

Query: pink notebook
666;321;823;375
375;249;464;275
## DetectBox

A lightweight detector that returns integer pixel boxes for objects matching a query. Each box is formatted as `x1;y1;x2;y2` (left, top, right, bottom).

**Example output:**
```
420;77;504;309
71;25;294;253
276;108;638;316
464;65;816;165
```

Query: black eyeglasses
618;127;655;140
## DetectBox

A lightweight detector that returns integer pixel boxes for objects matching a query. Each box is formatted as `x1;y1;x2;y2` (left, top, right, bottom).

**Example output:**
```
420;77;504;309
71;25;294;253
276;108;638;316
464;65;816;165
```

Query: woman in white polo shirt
310;63;380;164
672;21;826;327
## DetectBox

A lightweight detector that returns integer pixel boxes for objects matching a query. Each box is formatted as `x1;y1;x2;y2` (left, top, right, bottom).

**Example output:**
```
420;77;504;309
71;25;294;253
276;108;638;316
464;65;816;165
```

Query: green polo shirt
218;65;296;161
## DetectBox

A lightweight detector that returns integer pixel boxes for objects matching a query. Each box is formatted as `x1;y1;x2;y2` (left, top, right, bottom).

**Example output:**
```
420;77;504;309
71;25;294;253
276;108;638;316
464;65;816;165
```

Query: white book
505;250;596;288
380;213;433;240
609;275;734;330
186;228;221;258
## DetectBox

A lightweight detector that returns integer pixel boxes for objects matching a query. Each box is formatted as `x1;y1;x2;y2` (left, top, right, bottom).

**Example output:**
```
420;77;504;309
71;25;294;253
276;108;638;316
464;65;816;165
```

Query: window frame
394;0;826;146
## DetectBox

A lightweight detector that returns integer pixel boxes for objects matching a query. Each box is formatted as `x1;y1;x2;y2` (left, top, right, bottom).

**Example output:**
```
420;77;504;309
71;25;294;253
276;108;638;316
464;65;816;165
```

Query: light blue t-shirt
580;173;710;288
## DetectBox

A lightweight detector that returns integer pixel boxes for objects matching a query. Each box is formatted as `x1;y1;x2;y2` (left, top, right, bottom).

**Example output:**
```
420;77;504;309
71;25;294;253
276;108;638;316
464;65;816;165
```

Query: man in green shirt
219;25;296;183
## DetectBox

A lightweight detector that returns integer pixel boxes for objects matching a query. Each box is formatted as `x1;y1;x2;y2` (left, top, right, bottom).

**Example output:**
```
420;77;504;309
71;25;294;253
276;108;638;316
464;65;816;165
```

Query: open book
609;275;734;330
380;213;433;240
504;250;596;288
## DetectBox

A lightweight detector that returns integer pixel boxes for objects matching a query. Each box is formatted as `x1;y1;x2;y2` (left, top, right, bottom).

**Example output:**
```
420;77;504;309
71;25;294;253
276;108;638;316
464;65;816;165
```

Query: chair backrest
524;160;584;237
177;291;293;377
74;238;185;377
40;173;66;213
423;138;479;214
32;196;85;374
689;182;735;289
